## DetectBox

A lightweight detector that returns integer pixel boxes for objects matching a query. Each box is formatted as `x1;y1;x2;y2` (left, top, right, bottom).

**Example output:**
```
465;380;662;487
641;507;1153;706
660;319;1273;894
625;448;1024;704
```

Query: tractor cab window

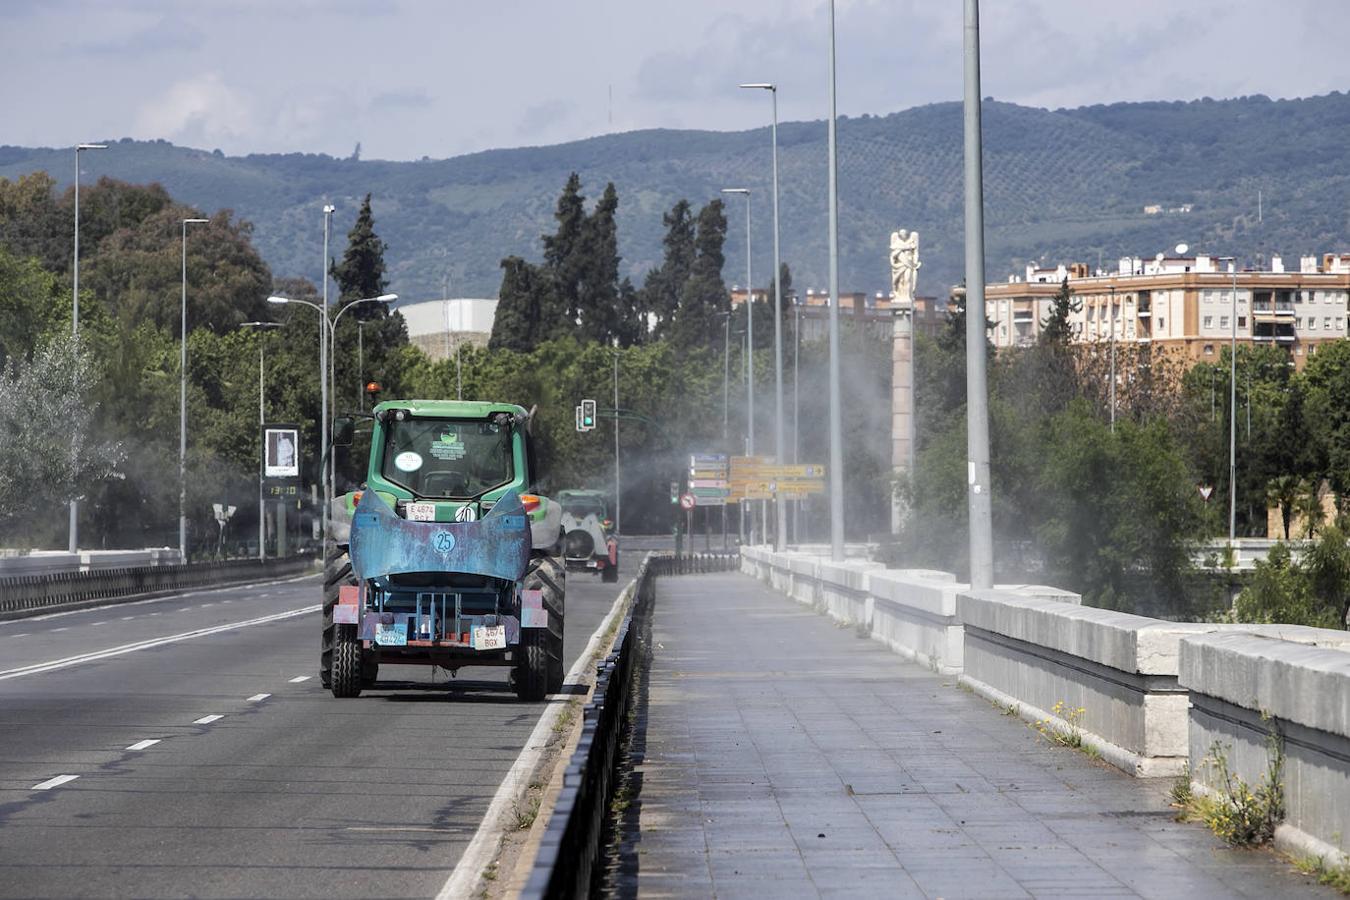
381;417;513;499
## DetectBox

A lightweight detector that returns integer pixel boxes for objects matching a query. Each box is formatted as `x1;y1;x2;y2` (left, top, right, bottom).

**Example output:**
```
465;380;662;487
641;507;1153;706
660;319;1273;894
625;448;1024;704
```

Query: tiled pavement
628;573;1334;899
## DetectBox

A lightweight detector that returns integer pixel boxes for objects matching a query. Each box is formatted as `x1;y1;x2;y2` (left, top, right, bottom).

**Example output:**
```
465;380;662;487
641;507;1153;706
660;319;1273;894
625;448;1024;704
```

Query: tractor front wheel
516;555;565;700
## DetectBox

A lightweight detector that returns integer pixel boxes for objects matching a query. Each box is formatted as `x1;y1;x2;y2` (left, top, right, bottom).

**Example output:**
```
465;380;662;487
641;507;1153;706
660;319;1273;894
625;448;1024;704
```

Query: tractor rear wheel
321;540;358;689
517;554;565;698
330;625;363;698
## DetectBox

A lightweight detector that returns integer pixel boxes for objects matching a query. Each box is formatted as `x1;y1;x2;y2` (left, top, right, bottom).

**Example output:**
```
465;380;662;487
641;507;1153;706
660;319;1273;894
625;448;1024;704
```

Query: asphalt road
0;553;637;899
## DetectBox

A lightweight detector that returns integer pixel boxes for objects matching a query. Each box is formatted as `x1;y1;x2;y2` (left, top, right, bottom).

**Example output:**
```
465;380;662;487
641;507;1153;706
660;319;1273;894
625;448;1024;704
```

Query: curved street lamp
268;292;397;545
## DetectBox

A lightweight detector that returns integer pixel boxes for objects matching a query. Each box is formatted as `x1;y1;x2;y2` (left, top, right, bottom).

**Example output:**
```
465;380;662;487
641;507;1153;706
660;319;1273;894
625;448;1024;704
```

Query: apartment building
985;252;1350;367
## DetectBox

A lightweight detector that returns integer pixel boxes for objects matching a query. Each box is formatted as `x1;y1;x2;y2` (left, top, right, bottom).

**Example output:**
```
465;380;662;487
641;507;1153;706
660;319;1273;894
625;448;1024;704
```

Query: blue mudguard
349;490;531;584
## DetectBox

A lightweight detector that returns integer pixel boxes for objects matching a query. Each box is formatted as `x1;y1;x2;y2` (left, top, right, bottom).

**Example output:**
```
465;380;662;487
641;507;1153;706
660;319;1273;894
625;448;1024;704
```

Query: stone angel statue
889;229;920;308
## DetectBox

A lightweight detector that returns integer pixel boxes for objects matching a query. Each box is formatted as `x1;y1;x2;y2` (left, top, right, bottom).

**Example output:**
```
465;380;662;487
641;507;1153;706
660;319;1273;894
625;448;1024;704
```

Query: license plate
471;625;506;651
406;502;436;522
375;622;408;646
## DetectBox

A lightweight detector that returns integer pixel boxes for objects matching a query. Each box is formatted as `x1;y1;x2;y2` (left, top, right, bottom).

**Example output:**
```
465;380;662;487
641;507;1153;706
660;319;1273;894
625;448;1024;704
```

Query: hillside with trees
2;92;1349;303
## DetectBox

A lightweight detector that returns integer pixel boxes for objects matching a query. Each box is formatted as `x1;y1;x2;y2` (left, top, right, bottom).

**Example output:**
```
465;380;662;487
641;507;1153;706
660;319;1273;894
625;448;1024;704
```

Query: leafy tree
0;247;65;368
0;334;123;544
1266;475;1301;540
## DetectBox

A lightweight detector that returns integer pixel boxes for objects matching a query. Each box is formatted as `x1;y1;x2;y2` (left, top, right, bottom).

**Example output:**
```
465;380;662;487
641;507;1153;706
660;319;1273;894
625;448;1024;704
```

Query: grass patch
1291;855;1350;894
512;792;541;831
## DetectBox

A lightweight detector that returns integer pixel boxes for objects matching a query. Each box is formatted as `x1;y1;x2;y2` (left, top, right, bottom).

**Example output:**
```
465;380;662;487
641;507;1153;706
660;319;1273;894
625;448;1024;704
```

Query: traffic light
581;398;597;431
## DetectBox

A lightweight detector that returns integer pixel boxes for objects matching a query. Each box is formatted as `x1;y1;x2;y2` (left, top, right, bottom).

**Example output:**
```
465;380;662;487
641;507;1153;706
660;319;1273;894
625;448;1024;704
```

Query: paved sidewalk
628;573;1332;899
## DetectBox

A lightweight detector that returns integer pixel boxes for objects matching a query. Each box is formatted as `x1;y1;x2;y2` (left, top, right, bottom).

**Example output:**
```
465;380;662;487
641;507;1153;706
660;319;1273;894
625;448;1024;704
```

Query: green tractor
322;400;565;701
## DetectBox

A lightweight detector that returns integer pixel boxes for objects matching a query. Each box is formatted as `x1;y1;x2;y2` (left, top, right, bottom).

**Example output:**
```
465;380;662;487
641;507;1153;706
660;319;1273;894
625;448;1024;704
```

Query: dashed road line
126;739;160;751
121;616;135;621
90;620;107;626
52;627;69;632
246;693;271;703
288;675;311;683
194;715;223;725
11;633;28;638
33;775;79;790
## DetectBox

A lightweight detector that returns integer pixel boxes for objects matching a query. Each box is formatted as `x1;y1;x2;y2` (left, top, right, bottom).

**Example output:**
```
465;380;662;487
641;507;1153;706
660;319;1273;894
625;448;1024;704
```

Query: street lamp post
69;142;107;554
1219;256;1239;547
179;216;210;560
1109;284;1117;432
741;82;786;549
613;351;621;537
239;322;282;560
321;205;335;544
826;0;846;562
268;292;397;541
962;0;994;588
721;188;753;456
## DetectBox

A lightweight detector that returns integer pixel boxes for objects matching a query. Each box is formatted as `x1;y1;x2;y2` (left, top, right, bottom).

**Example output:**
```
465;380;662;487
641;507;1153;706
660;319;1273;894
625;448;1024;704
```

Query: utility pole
613;351;622;536
826;0;845;562
963;0;994;589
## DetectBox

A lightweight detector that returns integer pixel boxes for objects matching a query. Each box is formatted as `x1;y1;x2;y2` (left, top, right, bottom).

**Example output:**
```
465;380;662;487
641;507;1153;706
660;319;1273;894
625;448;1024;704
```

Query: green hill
4;92;1348;301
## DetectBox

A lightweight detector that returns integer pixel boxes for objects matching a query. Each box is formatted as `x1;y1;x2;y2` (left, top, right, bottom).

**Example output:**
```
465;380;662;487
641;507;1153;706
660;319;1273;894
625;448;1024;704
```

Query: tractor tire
514;630;549;702
321;540;358;689
330;625;363;698
519;554;565;697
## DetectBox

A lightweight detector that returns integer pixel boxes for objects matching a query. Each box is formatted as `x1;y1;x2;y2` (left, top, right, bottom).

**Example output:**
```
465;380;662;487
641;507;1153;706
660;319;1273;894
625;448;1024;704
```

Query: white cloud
132;73;255;148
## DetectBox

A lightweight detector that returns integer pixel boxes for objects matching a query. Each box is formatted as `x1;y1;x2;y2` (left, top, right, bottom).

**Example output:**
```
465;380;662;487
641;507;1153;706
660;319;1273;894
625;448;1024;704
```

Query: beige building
986;252;1350;368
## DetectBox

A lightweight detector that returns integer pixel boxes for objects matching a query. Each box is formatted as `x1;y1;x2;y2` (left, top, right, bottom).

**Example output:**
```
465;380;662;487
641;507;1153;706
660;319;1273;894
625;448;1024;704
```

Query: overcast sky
2;0;1345;160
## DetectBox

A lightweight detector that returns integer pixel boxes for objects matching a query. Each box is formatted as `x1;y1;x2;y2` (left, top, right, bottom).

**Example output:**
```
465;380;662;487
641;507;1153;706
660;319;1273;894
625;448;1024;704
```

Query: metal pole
793;304;801;543
178;217;208;560
1109;285;1116;431
1229;260;1237;545
70;151;81;553
357;321;364;411
456;301;463;400
723;314;731;443
826;0;845;561
613;351;621;536
963;0;994;588
745;196;755;456
321;206;333;549
766;88;786;550
258;340;265;561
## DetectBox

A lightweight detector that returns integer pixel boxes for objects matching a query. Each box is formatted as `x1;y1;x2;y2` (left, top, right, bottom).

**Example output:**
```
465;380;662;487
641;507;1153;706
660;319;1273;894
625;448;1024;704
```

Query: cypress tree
543;173;586;337
577;182;621;344
489;256;554;352
330;193;388;320
639;199;696;340
669;199;728;351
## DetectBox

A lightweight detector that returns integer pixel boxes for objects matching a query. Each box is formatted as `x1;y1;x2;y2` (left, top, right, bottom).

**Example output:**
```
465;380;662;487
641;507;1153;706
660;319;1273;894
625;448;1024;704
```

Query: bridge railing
741;544;1350;870
0;555;315;619
521;551;737;900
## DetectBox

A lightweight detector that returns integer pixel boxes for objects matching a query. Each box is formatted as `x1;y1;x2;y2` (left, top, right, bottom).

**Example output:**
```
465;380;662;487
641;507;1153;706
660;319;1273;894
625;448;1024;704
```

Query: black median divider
522;550;739;900
0;555;316;620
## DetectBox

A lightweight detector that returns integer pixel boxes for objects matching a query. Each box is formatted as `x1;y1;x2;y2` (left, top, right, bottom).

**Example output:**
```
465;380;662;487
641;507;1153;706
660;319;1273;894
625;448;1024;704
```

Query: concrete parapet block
1182;632;1350;869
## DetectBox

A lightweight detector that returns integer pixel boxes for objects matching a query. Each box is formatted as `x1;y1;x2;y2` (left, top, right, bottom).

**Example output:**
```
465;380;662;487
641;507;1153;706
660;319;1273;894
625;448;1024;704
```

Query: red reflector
520;494;541;512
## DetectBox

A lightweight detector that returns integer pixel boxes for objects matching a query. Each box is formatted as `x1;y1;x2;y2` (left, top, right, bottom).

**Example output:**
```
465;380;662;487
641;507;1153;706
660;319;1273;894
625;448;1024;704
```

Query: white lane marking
90;621;107;626
220;600;233;604
246;693;271;703
52;627;69;632
199;603;215;608
437;564;641;900
121;616;135;621
0;605;320;682
0;573;315;624
147;612;160;617
194;715;223;725
288;675;311;683
11;633;28;638
126;739;160;751
33;774;79;790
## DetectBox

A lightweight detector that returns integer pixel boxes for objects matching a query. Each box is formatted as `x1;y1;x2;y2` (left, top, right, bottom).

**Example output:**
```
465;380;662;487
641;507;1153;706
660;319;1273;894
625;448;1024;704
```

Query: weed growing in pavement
1179;728;1285;846
512;793;541;831
1169;769;1193;812
1035;701;1087;750
1291;854;1350;894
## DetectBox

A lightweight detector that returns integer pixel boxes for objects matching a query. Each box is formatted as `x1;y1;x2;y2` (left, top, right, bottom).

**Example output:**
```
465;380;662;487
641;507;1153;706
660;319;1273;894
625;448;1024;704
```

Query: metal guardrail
522;551;739;900
0;555;315;617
